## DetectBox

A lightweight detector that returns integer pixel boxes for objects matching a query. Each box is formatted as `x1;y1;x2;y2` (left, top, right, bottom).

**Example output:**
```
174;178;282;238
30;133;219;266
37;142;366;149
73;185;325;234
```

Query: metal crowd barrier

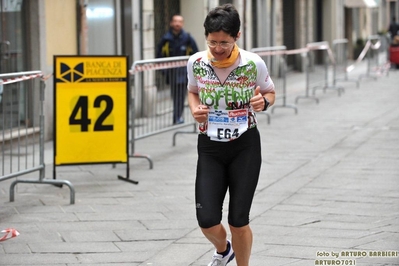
129;56;196;167
0;71;75;204
332;39;359;88
296;41;344;104
251;46;298;118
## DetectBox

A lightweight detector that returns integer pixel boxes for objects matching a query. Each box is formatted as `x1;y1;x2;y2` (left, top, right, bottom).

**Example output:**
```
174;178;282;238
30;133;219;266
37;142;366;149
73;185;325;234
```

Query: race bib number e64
207;109;248;142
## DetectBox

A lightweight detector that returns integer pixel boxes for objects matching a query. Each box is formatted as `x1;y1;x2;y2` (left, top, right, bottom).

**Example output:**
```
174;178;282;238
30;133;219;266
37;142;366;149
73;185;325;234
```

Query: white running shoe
208;240;235;266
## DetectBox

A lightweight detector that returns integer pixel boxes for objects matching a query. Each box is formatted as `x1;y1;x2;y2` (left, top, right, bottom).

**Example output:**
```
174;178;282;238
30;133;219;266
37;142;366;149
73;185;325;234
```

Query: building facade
0;0;397;139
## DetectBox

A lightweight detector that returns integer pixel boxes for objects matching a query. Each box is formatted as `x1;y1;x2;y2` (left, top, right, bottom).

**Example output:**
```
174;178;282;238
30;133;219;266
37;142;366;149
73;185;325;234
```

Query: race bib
207;109;248;142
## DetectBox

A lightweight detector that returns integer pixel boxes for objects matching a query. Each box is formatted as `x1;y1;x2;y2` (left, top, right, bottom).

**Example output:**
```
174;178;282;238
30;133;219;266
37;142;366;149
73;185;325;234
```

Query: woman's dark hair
203;4;240;38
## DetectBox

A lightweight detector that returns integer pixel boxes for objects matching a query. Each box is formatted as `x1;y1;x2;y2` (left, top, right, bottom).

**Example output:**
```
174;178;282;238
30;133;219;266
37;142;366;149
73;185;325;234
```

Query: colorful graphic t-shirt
187;49;275;141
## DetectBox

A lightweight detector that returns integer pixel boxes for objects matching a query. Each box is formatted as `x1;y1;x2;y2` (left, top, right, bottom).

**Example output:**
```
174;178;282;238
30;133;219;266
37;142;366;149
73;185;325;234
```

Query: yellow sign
54;56;128;165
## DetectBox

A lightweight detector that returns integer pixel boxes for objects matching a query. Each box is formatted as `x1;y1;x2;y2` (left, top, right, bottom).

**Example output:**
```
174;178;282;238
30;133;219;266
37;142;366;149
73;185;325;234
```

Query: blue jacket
156;29;198;58
156;29;199;84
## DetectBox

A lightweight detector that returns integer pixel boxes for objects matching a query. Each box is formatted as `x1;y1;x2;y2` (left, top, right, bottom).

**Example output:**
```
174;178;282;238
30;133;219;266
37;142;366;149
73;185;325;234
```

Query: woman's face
206;31;239;61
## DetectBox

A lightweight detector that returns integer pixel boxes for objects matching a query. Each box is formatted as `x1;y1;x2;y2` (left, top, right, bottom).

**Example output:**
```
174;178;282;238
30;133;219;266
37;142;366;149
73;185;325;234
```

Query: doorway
0;0;26;73
282;0;297;69
0;0;28;130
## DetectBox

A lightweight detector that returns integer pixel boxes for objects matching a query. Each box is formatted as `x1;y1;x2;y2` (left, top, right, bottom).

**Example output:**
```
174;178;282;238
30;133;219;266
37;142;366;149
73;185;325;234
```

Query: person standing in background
388;16;399;41
187;4;275;266
156;14;199;125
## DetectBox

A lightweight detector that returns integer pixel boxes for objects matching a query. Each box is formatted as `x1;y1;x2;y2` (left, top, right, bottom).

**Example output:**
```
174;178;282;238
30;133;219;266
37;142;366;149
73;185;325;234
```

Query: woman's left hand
250;86;265;112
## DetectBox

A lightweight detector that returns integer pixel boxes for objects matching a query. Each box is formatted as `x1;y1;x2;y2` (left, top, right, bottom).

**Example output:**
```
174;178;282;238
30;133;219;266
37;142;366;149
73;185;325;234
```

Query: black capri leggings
195;127;262;228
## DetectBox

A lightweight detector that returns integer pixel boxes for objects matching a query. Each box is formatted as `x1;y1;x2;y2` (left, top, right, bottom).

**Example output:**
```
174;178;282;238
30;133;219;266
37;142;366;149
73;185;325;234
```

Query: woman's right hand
192;105;209;123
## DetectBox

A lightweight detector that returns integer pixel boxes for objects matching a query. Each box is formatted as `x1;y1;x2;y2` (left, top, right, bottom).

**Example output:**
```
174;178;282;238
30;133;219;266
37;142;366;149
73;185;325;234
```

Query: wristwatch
262;97;270;111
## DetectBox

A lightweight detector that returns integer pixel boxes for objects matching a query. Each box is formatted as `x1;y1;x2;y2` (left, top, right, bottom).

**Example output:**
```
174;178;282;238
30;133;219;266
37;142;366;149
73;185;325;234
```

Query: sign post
53;56;135;183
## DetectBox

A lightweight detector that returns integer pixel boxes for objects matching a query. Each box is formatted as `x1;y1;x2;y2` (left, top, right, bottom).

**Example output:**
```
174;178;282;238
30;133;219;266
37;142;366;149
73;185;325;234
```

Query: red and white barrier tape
254;47;308;57
254;45;336;64
131;60;188;74
127;42;342;75
255;49;288;56
371;40;381;50
285;47;309;55
0;73;43;85
134;40;379;74
346;40;382;72
0;228;20;242
325;47;336;64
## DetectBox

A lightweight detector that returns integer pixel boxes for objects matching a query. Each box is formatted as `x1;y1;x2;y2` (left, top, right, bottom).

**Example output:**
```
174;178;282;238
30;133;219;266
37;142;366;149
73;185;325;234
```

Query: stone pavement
1;64;399;266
